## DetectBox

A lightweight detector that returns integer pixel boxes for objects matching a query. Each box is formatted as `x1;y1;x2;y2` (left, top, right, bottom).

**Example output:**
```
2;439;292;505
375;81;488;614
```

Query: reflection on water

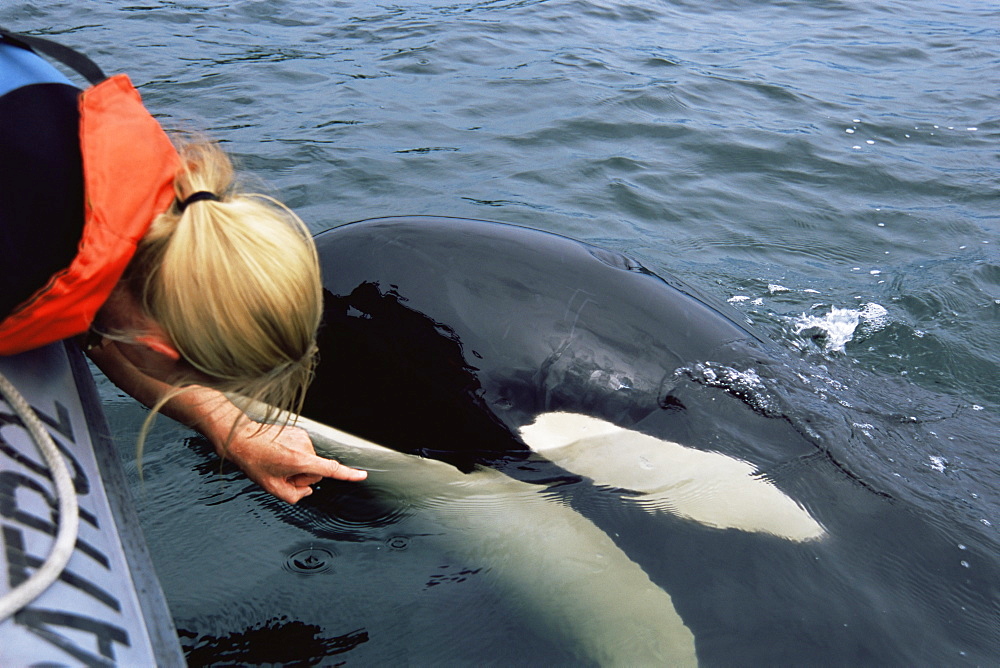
9;0;997;664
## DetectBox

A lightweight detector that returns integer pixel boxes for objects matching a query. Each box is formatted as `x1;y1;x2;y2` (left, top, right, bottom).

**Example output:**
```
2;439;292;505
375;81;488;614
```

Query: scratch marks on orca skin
561;288;596;345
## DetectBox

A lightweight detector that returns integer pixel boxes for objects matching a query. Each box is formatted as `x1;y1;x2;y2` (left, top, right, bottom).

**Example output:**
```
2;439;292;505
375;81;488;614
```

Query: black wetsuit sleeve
0;82;85;320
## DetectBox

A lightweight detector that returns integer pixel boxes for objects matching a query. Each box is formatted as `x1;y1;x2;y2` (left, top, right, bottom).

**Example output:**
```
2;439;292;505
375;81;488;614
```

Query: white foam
859;302;889;330
792;303;888;353
793;307;860;353
676;362;779;415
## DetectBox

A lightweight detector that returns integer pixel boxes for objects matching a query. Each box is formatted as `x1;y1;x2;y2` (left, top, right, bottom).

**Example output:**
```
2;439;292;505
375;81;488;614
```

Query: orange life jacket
0;73;181;355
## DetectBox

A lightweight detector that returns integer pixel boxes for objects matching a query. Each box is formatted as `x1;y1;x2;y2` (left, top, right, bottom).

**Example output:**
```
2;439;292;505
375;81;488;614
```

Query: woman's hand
87;338;366;503
220;419;367;503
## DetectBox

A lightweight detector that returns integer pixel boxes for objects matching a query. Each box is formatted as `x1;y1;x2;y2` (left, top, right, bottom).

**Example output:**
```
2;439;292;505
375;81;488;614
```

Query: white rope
0;371;80;621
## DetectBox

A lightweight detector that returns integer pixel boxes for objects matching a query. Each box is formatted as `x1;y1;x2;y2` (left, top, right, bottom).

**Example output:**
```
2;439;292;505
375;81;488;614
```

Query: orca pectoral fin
241;401;697;665
431;467;699;666
520;412;826;542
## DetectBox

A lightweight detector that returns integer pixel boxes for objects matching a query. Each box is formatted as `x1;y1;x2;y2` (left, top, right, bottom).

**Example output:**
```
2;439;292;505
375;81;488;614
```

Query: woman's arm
86;339;367;503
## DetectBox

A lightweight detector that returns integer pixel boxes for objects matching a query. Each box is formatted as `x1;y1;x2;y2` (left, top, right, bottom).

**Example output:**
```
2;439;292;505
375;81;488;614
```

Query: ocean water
3;0;998;664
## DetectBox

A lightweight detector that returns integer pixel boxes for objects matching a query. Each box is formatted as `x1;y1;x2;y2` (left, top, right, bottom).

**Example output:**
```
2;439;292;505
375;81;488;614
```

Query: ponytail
125;138;322;428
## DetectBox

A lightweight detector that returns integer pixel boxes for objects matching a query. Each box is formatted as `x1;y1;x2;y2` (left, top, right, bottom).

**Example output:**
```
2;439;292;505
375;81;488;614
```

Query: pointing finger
319;457;368;482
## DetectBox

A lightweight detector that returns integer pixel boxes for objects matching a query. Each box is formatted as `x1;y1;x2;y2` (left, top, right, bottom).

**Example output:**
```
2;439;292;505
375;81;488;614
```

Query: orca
253;216;832;663
222;216;999;665
301;215;822;540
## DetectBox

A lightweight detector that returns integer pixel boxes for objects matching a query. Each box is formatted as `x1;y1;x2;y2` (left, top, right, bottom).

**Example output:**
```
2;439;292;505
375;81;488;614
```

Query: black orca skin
301;216;772;472
285;216;1000;667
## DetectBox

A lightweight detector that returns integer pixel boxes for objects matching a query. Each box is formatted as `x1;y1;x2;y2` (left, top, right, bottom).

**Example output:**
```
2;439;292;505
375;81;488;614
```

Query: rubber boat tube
0;341;184;666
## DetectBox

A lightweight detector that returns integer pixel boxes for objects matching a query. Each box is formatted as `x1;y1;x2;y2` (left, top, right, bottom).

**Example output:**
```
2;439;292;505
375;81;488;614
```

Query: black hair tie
177;191;221;212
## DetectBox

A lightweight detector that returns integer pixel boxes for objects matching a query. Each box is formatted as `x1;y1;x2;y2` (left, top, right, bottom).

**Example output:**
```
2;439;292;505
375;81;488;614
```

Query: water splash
792;303;888;353
676;362;779;416
928;456;948;473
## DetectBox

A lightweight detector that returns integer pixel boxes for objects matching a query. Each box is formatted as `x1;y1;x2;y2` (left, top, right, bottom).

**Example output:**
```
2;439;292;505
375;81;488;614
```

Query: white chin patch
519;412;826;542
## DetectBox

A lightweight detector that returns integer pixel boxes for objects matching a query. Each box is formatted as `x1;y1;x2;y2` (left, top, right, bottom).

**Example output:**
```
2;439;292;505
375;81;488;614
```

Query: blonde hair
123;138;322;446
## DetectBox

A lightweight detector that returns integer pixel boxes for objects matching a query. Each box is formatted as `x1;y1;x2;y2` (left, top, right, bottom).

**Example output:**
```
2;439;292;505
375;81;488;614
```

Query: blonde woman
0;32;366;502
